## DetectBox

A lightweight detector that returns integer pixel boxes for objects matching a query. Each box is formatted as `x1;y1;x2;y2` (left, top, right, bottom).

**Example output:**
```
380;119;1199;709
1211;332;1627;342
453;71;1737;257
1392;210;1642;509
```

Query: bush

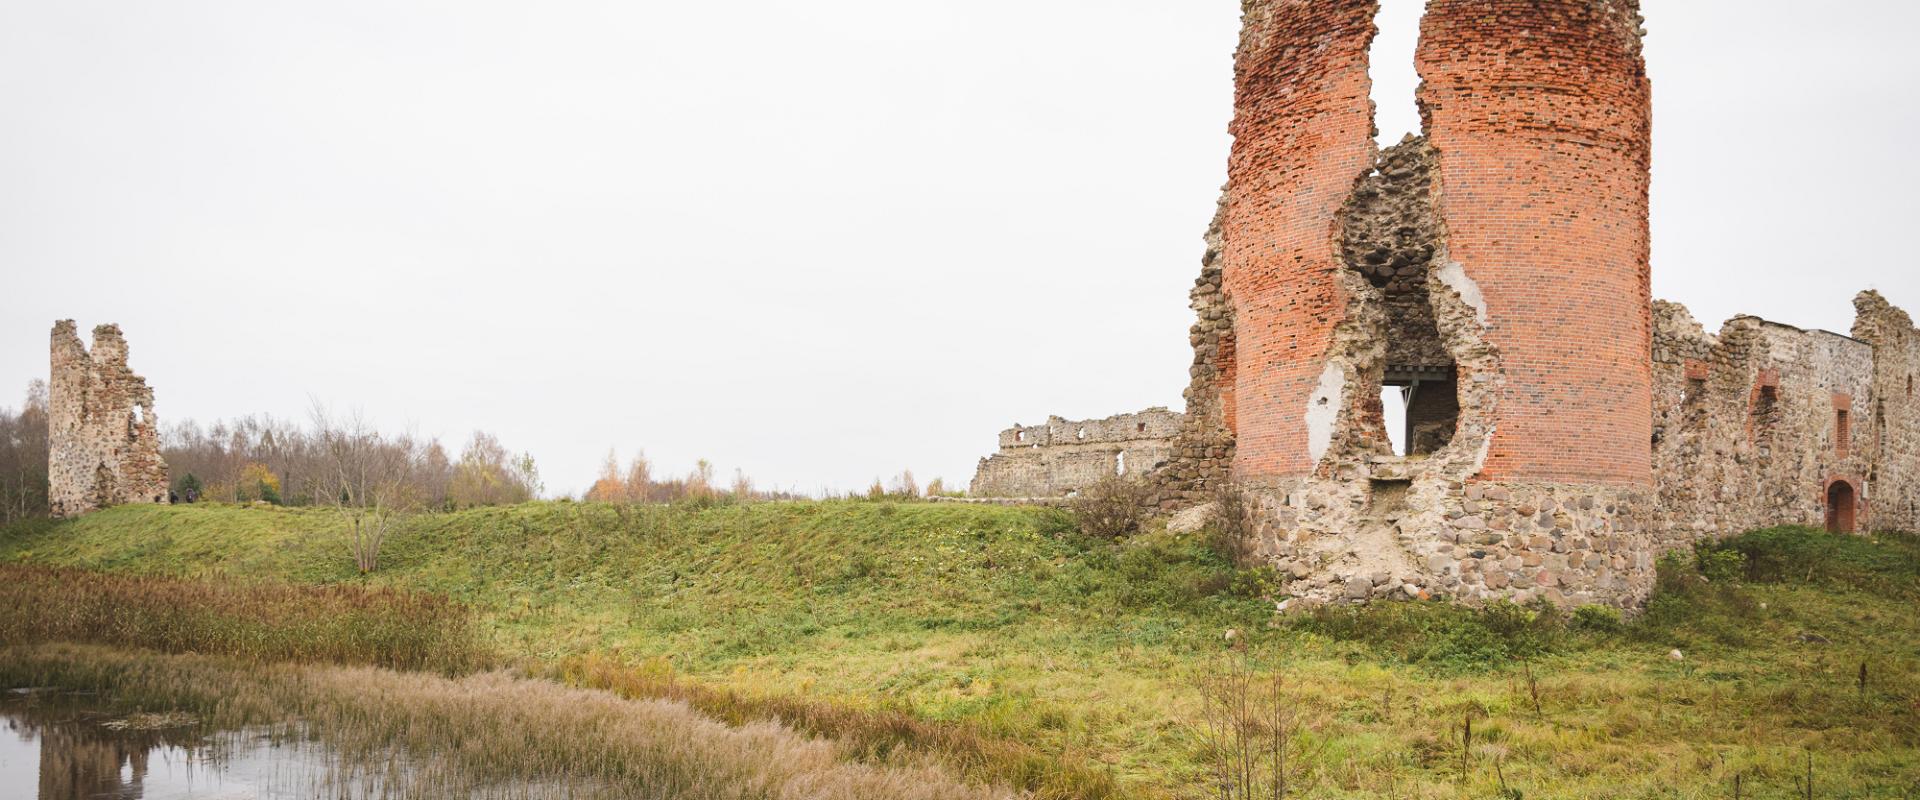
1069;477;1151;540
1694;544;1746;582
1724;526;1920;595
1570;604;1624;634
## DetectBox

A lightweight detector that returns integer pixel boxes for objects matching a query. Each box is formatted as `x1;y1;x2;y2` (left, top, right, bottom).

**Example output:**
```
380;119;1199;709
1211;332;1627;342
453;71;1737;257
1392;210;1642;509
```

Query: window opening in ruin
1368;0;1425;145
1683;378;1708;429
1014;430;1025;443
1385;367;1459;457
1137;423;1147;433
1826;480;1857;534
1076;427;1087;441
1836;409;1852;458
1752;384;1779;441
1381;387;1409;455
1116;451;1127;476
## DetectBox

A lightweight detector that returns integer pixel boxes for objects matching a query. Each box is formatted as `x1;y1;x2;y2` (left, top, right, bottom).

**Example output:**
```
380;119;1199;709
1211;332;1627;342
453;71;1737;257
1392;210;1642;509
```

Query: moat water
0;689;336;799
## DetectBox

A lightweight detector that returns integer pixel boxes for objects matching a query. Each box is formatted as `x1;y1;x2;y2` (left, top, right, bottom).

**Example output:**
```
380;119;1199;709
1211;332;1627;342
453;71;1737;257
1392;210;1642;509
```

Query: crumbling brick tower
48;321;171;517
1201;0;1659;607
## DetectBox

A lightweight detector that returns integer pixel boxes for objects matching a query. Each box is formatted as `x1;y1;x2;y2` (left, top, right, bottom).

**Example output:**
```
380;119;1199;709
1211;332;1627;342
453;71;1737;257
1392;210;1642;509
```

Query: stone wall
48;321;170;518
1191;0;1664;609
967;2;1920;611
1146;193;1237;510
1649;302;1880;543
1853;291;1920;532
969;408;1182;498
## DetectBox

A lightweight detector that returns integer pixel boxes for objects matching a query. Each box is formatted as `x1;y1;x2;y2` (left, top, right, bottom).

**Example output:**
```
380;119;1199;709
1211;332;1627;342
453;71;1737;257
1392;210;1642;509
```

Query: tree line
0;380;542;522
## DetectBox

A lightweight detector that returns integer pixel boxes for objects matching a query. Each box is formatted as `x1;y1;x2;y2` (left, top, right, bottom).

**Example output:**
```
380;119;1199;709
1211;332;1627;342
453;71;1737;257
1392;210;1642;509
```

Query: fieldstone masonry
48;321;170;518
970;408;1182;498
969;1;1920;609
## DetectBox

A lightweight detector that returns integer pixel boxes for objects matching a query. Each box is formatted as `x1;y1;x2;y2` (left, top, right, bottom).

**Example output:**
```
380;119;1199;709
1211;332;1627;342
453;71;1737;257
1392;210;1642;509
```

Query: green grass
5;504;1918;798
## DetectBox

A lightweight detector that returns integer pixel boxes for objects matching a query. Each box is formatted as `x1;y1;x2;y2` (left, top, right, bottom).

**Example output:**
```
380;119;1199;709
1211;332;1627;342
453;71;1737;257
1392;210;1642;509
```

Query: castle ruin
969;0;1920;608
970;408;1182;498
48;321;170;517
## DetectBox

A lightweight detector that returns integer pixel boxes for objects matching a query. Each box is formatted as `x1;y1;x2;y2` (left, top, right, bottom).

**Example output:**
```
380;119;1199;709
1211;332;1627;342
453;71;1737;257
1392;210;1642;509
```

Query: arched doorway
1825;480;1857;534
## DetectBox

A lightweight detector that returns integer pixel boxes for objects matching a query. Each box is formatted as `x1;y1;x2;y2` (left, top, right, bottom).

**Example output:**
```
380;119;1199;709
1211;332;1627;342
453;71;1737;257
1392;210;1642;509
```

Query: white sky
2;1;1915;496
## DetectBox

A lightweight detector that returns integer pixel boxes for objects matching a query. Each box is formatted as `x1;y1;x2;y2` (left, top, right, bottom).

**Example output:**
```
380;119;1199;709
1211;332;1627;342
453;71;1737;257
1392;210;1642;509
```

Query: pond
1;688;337;799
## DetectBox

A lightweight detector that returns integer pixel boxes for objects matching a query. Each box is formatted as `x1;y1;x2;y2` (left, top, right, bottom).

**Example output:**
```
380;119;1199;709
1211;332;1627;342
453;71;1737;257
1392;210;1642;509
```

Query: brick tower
1188;0;1658;607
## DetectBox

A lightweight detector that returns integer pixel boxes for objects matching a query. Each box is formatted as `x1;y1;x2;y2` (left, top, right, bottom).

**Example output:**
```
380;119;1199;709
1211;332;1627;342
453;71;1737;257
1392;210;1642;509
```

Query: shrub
1694;544;1746;582
1570;604;1624;634
1070;477;1151;540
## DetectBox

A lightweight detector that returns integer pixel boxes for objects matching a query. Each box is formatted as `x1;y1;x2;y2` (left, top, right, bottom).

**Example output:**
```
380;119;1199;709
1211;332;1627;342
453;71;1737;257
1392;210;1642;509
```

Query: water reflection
1;689;326;799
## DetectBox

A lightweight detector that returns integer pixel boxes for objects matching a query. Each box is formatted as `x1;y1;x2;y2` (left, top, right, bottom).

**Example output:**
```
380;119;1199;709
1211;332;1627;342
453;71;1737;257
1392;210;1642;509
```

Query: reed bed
2;643;1020;800
0;565;487;672
552;653;1123;800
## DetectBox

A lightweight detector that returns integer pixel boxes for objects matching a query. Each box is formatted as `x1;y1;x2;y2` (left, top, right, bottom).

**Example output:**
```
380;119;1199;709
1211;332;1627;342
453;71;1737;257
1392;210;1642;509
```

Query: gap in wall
1381;386;1409;455
1368;0;1426;146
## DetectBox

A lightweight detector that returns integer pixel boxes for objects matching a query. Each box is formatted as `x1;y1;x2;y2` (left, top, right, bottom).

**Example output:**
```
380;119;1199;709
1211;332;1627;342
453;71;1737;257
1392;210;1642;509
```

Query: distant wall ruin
969;408;1182;498
49;321;170;518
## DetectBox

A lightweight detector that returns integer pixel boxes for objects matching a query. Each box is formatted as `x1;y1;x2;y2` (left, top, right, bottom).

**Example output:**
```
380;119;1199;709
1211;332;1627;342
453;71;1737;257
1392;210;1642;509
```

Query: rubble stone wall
1853;291;1920;533
969;2;1920;611
1649;302;1879;545
970;408;1182;498
48;321;170;518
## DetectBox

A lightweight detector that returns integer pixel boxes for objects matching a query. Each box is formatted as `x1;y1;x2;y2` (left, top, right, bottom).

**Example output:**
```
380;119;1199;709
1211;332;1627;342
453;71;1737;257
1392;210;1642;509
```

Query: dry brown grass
3;643;1019;800
552;653;1126;800
0;564;486;672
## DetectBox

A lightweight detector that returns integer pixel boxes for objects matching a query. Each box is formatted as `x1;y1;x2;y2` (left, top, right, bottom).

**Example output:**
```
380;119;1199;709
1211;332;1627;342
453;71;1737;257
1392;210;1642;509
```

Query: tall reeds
0;565;486;672
2;643;1018;800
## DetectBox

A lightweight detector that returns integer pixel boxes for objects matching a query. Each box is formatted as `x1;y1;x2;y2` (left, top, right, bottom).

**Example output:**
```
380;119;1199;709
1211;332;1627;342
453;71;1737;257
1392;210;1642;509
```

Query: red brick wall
1417;0;1655;486
1223;0;1379;482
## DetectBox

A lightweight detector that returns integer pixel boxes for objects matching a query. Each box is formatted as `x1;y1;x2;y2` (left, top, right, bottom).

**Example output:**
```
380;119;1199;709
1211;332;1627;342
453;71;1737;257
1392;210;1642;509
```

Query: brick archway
1825;478;1858;534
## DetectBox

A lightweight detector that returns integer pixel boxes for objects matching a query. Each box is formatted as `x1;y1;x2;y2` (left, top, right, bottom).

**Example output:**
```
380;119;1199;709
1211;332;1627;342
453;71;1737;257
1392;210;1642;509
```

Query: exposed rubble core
1145;192;1237;510
968;1;1920;609
969;408;1181;498
48;321;171;518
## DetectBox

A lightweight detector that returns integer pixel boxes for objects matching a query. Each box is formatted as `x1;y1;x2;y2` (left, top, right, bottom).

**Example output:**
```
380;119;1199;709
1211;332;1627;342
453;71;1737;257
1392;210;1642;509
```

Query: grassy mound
4;504;1917;797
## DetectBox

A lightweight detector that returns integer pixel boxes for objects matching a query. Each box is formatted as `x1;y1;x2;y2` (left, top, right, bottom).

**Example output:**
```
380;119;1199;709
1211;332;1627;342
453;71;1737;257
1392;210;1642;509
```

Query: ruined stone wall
970;408;1181;498
974;2;1920;610
1197;0;1665;609
1649;302;1878;544
1853;291;1920;532
48;321;170;518
1147;194;1237;510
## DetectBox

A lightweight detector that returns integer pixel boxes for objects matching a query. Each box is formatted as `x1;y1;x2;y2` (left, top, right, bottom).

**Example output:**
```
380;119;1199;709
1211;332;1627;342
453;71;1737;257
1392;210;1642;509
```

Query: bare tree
624;451;652;501
1198;656;1301;800
448;431;533;508
0;381;50;523
311;405;422;573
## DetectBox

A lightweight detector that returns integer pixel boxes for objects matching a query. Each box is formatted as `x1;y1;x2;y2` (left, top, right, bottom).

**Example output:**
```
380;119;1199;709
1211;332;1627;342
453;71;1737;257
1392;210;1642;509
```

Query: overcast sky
3;0;1915;496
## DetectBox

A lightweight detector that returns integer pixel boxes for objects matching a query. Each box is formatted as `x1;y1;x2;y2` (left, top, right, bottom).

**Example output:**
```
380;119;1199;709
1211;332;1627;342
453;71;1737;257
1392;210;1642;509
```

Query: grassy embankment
3;501;1918;798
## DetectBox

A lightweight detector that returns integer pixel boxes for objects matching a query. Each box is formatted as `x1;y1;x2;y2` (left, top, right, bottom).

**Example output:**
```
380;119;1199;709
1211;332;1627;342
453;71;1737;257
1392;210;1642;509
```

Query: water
0;689;333;800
